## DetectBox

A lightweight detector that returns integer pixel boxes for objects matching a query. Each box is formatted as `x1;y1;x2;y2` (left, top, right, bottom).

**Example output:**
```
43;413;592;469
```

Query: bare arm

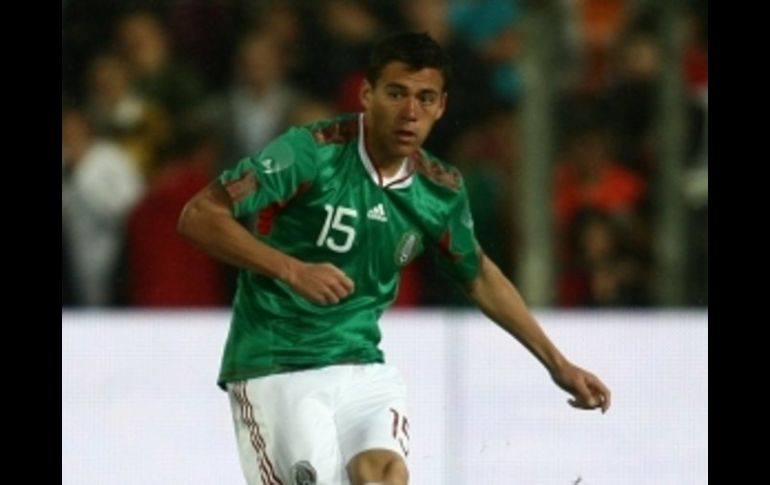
177;181;354;305
466;254;611;412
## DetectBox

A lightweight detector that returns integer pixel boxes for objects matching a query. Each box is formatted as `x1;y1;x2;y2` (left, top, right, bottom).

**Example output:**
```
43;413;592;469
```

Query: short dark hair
366;32;452;92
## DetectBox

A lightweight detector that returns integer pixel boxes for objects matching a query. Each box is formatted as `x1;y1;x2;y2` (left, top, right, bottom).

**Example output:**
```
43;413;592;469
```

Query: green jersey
217;113;482;388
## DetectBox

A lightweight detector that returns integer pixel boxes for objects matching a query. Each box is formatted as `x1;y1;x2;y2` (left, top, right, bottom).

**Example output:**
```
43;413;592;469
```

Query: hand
285;261;355;305
551;362;611;413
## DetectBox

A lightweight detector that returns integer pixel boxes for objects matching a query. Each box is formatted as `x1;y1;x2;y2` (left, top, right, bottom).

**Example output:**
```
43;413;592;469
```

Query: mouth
394;129;417;143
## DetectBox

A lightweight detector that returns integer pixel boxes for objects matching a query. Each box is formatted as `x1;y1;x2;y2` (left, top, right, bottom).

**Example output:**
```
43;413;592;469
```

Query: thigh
336;364;410;468
228;369;348;485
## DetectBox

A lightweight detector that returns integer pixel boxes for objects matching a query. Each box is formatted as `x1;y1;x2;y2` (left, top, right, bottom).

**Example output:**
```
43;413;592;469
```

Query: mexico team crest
394;230;421;267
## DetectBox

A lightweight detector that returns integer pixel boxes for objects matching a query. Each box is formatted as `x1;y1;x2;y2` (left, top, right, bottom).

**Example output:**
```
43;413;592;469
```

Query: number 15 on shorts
390;407;410;457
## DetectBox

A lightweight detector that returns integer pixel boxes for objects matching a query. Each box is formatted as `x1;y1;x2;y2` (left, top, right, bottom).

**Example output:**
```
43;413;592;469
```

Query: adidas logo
367;203;388;222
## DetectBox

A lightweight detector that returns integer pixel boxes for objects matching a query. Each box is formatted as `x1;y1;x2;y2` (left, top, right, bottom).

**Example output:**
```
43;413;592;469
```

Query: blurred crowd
62;0;707;309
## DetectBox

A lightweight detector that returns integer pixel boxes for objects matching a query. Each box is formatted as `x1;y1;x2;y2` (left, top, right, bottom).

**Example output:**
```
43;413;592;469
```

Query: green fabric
216;114;482;388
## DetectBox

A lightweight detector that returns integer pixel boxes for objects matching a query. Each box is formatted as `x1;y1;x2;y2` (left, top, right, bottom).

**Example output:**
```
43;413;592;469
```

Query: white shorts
227;363;409;485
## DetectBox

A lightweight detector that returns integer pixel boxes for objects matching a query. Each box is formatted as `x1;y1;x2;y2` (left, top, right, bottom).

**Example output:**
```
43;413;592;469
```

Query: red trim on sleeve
224;170;259;203
255;181;313;236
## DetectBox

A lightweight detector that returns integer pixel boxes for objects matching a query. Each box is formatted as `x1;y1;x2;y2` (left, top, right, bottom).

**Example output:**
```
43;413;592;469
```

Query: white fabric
227;364;409;485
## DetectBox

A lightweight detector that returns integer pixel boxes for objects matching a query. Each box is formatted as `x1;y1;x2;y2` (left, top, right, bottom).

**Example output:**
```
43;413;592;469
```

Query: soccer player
178;32;611;485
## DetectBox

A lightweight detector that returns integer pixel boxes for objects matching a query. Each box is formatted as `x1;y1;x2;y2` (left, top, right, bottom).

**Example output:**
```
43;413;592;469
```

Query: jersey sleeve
218;127;318;219
433;182;484;284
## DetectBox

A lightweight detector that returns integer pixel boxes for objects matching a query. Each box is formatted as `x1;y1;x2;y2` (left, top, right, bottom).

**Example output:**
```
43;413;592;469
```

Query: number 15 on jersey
316;204;358;253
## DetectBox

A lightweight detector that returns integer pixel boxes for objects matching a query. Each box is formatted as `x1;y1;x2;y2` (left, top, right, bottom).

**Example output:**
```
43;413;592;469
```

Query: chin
395;145;415;155
392;142;419;156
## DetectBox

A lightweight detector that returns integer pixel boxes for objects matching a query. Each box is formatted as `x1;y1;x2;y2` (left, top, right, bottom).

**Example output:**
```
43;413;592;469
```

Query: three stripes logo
366;203;388;222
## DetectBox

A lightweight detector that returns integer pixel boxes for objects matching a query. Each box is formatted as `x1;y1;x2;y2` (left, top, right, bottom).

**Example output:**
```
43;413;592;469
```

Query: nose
400;97;418;121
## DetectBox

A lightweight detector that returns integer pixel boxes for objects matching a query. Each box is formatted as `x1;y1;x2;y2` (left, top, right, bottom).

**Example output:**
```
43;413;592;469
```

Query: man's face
360;61;447;163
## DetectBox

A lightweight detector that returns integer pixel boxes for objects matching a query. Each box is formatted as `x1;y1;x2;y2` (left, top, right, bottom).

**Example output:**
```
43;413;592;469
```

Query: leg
229;381;284;485
227;368;349;484
337;364;410;485
347;449;408;485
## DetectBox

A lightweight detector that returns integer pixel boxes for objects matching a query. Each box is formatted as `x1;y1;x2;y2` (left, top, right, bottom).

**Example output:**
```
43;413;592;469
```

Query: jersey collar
358;113;415;189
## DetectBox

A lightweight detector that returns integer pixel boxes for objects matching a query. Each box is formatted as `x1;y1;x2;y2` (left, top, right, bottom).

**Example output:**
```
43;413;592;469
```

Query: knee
347;449;408;485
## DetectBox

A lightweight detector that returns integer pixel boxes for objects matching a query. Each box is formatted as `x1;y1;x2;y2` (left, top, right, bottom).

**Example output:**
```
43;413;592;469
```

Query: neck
374;153;406;179
364;124;407;179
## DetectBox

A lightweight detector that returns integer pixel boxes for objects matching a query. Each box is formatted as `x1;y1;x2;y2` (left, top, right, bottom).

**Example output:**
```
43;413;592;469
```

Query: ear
360;79;373;110
435;92;448;120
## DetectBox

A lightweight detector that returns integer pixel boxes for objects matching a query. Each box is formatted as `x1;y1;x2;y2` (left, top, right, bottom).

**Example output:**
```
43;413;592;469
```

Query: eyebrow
383;83;440;96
